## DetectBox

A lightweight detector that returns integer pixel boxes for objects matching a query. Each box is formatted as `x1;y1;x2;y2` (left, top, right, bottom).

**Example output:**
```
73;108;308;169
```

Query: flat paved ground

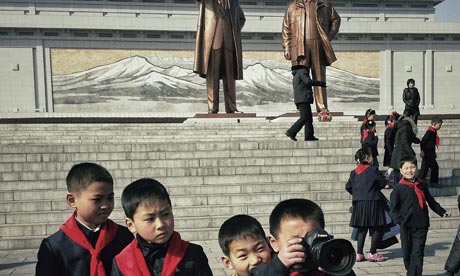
1;228;458;276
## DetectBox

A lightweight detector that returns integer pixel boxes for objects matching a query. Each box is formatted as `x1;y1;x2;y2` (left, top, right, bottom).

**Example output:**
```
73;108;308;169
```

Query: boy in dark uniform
418;116;443;186
249;198;356;276
390;158;451;276
36;162;134;276
111;178;213;276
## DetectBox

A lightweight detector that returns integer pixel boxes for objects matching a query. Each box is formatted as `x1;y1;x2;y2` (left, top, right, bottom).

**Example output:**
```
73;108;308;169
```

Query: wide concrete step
0;214;458;250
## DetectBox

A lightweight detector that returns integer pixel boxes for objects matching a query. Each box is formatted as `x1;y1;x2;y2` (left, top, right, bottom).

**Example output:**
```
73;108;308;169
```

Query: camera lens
317;239;356;275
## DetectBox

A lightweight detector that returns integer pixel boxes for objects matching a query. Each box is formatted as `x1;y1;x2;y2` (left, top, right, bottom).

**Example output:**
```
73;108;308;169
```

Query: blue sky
435;0;460;21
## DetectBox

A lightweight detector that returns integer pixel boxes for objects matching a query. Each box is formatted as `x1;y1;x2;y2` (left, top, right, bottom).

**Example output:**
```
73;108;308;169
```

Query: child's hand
443;212;452;217
277;237;305;269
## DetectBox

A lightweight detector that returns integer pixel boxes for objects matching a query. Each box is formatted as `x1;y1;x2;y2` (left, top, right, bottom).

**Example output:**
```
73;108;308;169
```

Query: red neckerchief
386;122;395;129
362;119;368;126
60;211;118;276
355;164;370;174
115;231;189;276
399;178;426;209
427;126;440;149
290;270;326;276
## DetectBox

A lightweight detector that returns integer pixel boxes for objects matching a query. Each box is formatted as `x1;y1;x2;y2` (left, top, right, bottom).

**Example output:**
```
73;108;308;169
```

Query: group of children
351;85;458;275
36;162;358;276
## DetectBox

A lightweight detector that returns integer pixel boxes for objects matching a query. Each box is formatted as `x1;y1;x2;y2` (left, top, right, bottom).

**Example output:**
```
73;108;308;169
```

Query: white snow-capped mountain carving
53;55;379;106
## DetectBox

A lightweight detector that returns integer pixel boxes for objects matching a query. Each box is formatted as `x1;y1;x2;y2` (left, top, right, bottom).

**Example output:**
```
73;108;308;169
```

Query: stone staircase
0;118;459;250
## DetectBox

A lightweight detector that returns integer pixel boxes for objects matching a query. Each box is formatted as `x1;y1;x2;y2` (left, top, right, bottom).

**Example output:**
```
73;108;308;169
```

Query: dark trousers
356;227;383;254
400;226;428;276
445;225;460;273
418;158;439;183
286;103;314;140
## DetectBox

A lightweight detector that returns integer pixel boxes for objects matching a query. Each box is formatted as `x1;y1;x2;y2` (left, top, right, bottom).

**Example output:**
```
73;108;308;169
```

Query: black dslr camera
291;229;356;276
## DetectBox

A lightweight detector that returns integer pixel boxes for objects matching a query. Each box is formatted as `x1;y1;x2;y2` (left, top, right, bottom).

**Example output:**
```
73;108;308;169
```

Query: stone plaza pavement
0;228;458;276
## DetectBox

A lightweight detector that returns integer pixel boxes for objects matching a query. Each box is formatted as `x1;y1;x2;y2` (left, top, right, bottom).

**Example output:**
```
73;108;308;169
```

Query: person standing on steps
403;78;421;125
285;55;325;141
281;0;340;121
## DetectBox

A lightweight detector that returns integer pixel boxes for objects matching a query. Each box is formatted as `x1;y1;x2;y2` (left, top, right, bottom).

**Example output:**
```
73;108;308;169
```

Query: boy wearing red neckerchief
111;178;213;276
36;163;134;276
418;116;443;187
390;158;451;276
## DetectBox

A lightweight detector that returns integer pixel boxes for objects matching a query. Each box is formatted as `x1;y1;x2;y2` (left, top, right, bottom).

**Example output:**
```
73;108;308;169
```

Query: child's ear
125;218;137;234
66;193;77;208
268;235;280;253
221;255;233;270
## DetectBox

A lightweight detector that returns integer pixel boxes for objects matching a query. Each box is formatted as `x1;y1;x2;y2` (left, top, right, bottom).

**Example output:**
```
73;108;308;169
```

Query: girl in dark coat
403;79;421;124
361;120;379;167
346;148;387;262
383;111;400;167
360;109;376;141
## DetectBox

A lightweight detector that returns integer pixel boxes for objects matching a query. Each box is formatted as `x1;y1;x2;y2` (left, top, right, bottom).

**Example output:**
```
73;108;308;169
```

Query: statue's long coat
193;0;245;80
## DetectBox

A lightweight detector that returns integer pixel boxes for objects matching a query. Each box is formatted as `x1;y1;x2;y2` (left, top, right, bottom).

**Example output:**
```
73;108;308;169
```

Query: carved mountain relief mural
52;55;379;113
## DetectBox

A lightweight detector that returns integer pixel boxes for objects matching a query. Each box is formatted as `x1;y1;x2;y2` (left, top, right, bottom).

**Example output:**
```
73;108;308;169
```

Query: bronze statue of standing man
193;0;246;114
282;0;340;120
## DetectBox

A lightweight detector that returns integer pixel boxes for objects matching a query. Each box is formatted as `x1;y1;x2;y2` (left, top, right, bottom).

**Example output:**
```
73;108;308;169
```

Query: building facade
0;0;459;115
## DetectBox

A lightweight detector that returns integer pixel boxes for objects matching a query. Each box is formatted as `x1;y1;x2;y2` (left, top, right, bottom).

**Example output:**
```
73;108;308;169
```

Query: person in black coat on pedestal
403;78;421;125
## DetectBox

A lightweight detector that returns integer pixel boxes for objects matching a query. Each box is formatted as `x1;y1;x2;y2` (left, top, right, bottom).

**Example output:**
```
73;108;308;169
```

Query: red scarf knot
115;231;189;276
399;178;426;209
355;164;370;174
59;211;118;276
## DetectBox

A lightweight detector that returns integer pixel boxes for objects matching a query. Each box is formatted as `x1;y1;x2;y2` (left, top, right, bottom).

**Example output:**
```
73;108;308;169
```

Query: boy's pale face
67;181;114;229
126;199;174;244
401;161;417;180
408;82;415;88
221;236;272;276
367;114;375;121
269;217;320;254
433;122;442;130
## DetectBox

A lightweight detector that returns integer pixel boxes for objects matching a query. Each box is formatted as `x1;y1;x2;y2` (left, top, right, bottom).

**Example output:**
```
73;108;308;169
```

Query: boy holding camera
249;198;356;276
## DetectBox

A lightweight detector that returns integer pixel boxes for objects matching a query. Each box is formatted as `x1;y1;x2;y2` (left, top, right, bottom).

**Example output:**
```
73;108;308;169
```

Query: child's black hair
364;109;376;120
66;162;113;193
399;157;417;169
269;198;324;238
121;178;171;219
385;111;400;126
431;116;443;125
355;148;372;164
218;214;267;256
